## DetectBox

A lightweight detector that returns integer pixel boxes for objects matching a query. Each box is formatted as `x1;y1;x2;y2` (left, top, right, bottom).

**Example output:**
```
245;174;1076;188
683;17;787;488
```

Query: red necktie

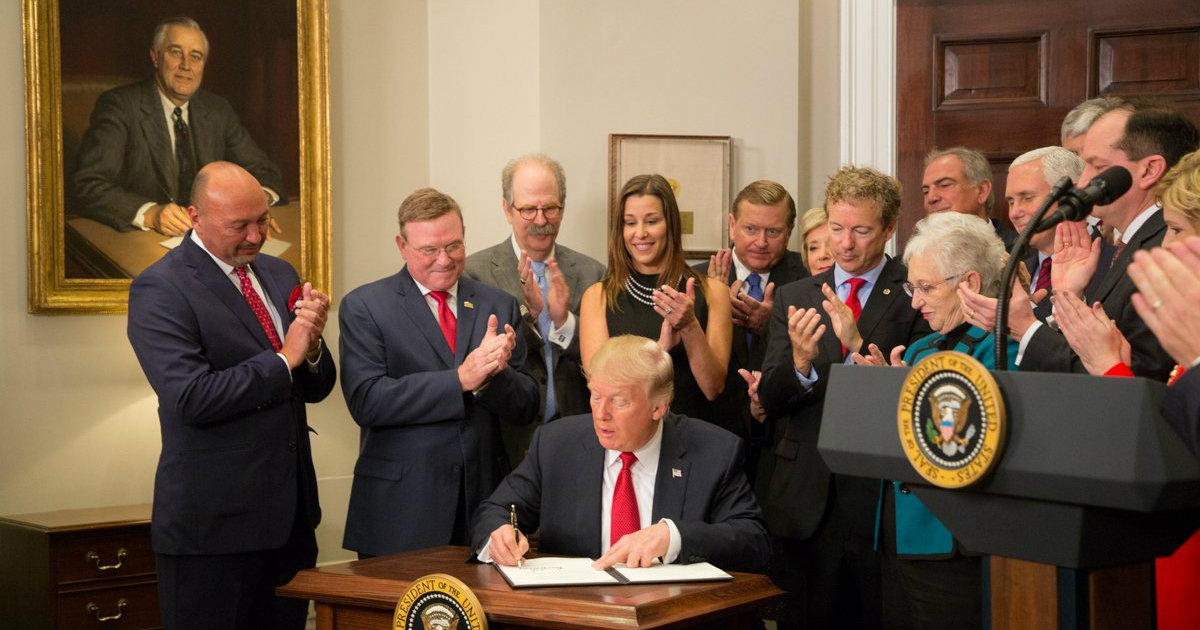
610;452;640;546
841;278;867;356
1036;257;1053;294
428;290;457;354
235;266;282;351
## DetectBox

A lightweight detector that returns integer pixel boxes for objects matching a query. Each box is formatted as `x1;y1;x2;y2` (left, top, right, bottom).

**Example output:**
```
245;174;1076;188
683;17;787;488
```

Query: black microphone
1034;166;1132;232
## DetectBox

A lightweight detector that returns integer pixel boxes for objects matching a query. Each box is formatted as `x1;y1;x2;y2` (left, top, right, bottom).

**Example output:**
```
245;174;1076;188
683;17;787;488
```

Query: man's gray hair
924;146;994;211
152;16;209;55
1010;146;1084;188
1060;96;1128;144
501;154;566;206
903;212;1006;298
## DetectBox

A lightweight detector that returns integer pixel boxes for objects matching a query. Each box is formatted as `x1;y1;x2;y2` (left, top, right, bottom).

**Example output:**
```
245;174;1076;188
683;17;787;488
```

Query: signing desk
65;202;301;279
277;546;783;630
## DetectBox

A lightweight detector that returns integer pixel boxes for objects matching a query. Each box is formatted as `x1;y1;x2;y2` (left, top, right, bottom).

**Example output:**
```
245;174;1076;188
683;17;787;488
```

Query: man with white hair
472;335;770;573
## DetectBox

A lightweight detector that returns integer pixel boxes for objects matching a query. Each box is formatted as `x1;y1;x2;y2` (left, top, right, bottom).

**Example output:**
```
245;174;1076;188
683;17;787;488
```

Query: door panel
896;0;1200;245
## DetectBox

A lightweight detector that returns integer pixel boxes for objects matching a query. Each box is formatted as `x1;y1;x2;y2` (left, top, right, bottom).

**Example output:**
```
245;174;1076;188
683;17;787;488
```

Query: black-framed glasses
902;274;959;297
512;205;563;220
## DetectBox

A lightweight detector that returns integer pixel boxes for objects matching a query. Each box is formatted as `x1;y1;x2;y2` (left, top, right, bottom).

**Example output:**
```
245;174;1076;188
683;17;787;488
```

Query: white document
614;561;732;584
494;557;621;588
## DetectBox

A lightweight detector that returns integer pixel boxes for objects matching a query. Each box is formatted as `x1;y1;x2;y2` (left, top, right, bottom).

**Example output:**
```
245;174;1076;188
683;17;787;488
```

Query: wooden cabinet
0;504;159;630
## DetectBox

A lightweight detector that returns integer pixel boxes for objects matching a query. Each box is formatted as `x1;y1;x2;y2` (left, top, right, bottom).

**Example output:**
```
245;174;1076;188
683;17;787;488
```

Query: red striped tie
1036;257;1053;294
610;452;640;546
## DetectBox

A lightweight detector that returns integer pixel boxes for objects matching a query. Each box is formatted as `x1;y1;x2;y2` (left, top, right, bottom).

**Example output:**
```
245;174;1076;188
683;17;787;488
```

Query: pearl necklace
623;274;659;306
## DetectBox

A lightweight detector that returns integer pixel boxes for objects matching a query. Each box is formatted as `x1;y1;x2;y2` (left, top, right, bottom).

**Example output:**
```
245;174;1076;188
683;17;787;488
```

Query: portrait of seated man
70;15;287;236
472;335;771;573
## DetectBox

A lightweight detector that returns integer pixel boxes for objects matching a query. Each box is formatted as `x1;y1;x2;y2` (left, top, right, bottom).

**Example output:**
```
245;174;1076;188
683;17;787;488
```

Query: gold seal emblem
897;351;1006;488
393;573;487;630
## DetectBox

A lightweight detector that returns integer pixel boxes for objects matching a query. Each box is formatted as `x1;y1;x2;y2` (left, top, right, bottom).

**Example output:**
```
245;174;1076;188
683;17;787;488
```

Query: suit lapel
138;81;177;202
253;262;295;332
1093;211;1165;302
488;242;526;299
576;433;605;558
803;270;842;362
651;416;689;523
455;279;481;367
856;258;905;343
181;236;274;349
397;269;456;366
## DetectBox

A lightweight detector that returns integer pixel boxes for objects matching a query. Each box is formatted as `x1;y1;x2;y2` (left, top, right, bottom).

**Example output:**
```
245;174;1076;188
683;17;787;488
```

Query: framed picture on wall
608;134;732;259
24;0;331;313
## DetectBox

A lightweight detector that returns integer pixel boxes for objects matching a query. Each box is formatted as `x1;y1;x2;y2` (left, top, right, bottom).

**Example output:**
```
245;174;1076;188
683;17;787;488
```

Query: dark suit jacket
339;269;539;556
470;413;771;572
694;250;809;438
127;234;335;556
464;239;605;463
1022;211;1173;381
757;258;932;540
72;79;286;231
1022;242;1114;323
1163;368;1200;457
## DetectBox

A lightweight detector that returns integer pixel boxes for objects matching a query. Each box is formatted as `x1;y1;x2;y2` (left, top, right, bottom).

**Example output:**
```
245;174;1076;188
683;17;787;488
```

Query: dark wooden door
896;0;1200;244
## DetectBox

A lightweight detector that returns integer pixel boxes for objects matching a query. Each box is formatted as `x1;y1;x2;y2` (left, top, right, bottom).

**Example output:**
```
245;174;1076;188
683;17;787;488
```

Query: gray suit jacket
71;79;286;231
465;239;605;463
338;268;539;556
470;413;771;573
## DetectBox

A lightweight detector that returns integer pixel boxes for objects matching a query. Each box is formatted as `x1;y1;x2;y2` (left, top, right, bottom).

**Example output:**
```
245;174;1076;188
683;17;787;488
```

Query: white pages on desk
494;556;732;589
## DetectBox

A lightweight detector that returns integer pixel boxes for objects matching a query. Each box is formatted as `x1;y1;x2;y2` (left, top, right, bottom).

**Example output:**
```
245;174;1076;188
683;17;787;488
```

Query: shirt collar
509;233;556;266
410;275;459;299
158;89;189;121
189;230;237;277
730;249;772;286
833;256;887;288
1115;202;1160;245
604;416;665;472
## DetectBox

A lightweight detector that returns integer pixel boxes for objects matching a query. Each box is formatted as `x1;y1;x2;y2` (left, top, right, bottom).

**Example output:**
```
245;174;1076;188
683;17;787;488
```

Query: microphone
1034;166;1132;232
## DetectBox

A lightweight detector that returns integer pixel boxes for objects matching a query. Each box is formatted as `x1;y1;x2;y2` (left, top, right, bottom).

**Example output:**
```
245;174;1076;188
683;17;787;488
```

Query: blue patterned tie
744;273;764;347
531;260;556;422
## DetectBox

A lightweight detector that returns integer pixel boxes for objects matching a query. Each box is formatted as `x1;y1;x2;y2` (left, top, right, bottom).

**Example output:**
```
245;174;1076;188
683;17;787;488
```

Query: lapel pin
672;468;682;478
882;288;891;295
463;301;475;309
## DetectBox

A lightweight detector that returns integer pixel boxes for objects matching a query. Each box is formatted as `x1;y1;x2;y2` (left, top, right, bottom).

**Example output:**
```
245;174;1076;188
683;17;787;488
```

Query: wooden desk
277;546;784;630
64;203;301;279
0;504;159;630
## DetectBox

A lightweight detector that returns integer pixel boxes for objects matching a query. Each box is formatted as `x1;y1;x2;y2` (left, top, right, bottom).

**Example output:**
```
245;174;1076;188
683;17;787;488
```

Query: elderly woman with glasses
854;211;1018;630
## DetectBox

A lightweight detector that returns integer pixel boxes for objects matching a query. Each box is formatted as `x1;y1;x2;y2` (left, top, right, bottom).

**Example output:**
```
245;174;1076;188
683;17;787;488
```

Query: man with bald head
465;154;605;465
127;161;335;628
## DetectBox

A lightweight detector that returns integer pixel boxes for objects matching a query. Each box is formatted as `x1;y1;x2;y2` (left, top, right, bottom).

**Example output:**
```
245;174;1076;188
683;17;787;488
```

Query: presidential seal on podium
897;350;1007;488
393;573;487;630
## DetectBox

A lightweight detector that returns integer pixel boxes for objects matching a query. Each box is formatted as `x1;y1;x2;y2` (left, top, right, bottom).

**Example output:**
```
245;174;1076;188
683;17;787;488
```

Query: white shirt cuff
661;518;682;564
263;187;281;206
133;202;156;230
548;311;576;350
477;539;495;563
794;364;818;390
1015;320;1043;366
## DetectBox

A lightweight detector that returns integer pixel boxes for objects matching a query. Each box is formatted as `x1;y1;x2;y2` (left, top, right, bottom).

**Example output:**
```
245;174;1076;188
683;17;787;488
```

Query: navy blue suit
127;233;335;628
339;268;539;556
471;413;771;573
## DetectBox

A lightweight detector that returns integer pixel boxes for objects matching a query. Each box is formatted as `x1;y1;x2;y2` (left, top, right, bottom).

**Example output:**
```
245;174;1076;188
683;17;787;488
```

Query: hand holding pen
487;503;530;567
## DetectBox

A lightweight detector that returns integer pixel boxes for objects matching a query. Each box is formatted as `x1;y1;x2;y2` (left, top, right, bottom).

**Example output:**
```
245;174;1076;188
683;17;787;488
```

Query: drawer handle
85;547;127;571
86;598;127;622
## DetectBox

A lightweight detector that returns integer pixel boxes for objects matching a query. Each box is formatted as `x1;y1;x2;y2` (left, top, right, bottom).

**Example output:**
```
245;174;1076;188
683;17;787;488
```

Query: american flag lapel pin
672;468;682;478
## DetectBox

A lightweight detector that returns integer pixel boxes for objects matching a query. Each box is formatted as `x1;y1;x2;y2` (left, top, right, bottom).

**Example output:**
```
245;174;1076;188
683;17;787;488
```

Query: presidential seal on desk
897;351;1006;489
393;573;487;630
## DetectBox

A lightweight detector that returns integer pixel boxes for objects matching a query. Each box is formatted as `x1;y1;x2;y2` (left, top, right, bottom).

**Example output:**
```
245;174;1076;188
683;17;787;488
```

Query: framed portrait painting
24;0;330;313
608;134;732;259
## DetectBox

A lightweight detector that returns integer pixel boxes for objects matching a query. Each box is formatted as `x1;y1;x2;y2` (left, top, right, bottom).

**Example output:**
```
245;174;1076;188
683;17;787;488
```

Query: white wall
0;0;839;567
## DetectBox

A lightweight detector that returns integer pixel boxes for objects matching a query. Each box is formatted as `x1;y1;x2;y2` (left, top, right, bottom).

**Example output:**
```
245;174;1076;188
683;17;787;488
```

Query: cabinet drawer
56;530;156;585
57;581;159;630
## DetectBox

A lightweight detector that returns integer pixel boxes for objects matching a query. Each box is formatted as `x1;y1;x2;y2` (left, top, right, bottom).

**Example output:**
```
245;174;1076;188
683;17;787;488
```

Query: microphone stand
994;176;1073;369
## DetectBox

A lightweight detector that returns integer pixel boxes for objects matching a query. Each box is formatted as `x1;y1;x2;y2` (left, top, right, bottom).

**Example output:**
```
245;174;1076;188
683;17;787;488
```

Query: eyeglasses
511;205;563;220
740;224;787;240
902;274;959;297
409;241;465;258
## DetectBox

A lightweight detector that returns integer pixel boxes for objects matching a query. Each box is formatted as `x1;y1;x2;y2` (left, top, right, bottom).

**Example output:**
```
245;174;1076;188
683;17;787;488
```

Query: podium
819;365;1200;629
276;546;783;630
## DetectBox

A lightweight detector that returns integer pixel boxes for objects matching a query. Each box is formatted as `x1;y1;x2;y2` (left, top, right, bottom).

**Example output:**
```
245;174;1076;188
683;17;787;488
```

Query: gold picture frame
24;0;331;313
608;133;732;259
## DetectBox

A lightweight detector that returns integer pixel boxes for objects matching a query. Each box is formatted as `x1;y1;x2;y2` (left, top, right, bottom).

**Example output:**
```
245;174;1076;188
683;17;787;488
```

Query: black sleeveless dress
605;271;713;422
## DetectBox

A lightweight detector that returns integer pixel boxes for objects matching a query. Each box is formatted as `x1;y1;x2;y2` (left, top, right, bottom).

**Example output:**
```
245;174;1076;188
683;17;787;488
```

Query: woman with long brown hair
580;174;731;422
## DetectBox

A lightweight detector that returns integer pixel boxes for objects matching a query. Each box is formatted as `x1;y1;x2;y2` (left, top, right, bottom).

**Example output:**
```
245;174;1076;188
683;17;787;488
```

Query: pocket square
287;284;303;311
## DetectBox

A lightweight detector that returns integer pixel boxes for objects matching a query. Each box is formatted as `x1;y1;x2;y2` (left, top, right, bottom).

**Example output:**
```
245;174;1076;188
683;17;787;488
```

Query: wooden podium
276;546;783;630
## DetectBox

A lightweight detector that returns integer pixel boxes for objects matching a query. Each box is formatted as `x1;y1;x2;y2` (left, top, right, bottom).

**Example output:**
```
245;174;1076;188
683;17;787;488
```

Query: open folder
494;556;732;589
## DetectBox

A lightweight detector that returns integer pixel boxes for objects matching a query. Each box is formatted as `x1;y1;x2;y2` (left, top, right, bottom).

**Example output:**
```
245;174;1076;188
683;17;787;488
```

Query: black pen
509;503;523;567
